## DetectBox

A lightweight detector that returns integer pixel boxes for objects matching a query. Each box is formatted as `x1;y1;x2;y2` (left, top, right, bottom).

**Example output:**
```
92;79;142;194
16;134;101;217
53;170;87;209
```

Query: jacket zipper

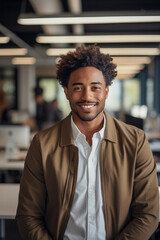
62;170;73;207
60;148;78;239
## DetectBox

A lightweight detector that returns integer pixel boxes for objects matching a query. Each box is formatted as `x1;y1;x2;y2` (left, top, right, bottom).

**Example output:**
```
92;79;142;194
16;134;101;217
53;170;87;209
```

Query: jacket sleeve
16;134;52;240
115;130;159;240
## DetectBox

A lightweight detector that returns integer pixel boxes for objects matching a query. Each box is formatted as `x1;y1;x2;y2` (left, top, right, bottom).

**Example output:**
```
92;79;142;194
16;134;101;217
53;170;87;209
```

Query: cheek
70;92;81;100
98;92;108;101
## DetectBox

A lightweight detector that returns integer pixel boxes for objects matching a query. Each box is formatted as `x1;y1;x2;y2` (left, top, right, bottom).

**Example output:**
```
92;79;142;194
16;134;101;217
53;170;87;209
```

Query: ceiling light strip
113;57;151;64
0;48;28;56
12;57;36;65
101;48;160;55
117;65;144;71
37;35;160;44
18;15;160;25
46;48;159;56
0;36;10;44
116;74;135;80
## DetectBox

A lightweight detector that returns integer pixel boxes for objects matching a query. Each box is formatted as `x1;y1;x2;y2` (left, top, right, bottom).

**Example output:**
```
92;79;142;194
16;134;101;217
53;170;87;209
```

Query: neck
72;112;104;145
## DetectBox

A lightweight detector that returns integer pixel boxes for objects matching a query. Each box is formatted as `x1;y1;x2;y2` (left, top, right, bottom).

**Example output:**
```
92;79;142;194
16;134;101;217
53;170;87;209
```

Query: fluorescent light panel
0;37;10;44
37;35;160;44
18;15;160;25
47;48;159;56
12;57;36;65
0;48;28;56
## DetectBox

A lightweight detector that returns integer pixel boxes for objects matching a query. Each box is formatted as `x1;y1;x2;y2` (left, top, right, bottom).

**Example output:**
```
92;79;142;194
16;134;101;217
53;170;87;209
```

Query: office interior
0;0;160;239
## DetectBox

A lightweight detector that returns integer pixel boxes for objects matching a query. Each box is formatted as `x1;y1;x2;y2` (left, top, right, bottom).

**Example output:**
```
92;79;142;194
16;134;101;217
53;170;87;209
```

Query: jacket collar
60;113;74;147
104;112;117;143
60;112;117;147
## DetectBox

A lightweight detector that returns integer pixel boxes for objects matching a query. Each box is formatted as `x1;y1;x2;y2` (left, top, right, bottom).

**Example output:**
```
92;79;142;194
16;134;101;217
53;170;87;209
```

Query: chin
76;112;100;122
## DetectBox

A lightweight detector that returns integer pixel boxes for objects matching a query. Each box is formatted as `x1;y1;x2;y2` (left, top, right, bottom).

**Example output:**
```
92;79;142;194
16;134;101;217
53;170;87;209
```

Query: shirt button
89;215;95;221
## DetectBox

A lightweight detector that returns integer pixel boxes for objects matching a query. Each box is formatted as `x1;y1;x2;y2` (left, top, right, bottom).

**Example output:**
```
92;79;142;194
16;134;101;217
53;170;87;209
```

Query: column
154;56;160;114
139;66;148;106
18;65;36;116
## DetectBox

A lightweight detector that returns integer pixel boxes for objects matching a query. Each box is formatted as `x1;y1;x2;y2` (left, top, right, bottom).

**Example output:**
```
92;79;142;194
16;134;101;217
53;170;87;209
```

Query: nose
81;87;92;101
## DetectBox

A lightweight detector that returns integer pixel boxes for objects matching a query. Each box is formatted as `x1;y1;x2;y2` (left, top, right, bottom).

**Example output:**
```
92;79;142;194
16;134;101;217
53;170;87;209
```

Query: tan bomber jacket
16;112;159;240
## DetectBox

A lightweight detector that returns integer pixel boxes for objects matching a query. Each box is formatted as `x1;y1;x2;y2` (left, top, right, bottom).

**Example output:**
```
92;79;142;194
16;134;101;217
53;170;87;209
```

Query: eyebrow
72;81;102;86
72;82;83;86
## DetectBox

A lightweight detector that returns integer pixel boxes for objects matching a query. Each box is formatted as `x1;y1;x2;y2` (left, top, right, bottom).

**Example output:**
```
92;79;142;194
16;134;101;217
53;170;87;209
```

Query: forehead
68;66;105;85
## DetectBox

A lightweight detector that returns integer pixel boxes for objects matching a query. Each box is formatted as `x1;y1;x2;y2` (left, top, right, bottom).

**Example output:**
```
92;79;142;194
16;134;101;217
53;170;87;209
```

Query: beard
72;106;104;122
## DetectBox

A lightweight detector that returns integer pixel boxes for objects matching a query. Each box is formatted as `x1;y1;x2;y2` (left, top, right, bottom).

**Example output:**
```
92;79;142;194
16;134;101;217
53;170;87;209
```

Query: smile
80;105;95;109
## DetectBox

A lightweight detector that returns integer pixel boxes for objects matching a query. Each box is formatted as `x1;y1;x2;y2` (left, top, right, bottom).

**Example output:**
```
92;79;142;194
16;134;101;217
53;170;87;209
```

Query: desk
149;141;160;152
0;184;19;238
146;132;160;141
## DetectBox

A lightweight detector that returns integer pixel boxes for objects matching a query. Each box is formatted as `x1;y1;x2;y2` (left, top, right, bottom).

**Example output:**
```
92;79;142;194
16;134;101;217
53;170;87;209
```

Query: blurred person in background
52;98;64;123
24;86;61;131
17;45;159;240
34;86;52;130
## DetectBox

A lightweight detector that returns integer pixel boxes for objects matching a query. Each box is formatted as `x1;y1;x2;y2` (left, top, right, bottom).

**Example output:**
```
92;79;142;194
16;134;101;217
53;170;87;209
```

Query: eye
73;86;82;91
92;86;101;90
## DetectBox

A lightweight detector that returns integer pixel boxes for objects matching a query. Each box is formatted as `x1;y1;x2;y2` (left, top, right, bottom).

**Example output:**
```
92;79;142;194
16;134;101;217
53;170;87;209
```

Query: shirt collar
71;114;106;142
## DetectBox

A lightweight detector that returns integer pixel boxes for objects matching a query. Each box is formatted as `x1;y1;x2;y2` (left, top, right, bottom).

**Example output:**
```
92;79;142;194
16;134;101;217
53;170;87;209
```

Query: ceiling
0;0;160;78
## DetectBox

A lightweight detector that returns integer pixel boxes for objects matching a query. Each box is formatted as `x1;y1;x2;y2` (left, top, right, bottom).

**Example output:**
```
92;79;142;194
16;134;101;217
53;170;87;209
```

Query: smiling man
16;45;159;240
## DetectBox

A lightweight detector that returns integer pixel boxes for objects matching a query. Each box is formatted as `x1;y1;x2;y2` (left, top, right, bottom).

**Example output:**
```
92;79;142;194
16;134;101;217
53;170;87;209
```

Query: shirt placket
87;137;99;240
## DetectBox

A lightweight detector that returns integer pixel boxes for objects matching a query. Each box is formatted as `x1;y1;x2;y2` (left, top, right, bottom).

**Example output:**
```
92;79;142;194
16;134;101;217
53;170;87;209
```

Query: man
26;86;59;131
16;45;159;240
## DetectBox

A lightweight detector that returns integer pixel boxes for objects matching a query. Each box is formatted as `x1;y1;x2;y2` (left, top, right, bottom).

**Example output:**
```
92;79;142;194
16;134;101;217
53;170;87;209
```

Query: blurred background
0;0;160;239
0;0;160;127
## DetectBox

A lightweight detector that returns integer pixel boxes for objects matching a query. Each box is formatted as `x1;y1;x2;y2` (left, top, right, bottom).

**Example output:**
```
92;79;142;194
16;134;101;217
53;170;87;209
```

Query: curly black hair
56;44;117;88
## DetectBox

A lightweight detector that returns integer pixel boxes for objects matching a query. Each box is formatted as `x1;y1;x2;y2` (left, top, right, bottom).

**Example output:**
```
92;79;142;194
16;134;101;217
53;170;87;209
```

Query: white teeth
81;105;94;108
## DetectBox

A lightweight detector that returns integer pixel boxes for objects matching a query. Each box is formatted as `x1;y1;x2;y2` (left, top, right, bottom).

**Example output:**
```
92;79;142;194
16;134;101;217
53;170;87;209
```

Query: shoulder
36;118;64;141
32;114;71;149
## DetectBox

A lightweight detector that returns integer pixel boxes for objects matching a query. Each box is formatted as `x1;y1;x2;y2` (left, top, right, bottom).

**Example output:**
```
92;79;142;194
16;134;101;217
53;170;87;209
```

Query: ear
64;87;69;100
105;86;109;99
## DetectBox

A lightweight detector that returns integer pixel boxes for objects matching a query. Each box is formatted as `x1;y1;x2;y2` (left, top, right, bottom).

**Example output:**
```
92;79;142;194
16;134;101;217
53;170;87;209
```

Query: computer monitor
0;125;30;149
125;114;144;130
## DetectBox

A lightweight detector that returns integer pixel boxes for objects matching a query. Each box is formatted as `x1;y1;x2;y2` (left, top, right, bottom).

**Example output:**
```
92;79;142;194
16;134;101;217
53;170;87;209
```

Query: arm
116;131;159;240
16;134;52;240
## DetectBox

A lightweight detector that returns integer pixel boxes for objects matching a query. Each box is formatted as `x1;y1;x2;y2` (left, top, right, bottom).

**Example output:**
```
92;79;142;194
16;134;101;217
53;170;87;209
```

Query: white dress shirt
63;116;106;240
